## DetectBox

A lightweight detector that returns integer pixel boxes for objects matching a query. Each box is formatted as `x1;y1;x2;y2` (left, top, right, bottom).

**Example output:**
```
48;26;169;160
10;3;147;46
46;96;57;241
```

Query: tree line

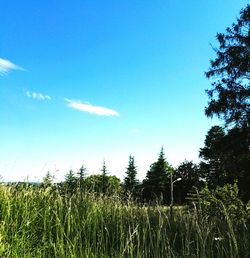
41;128;248;204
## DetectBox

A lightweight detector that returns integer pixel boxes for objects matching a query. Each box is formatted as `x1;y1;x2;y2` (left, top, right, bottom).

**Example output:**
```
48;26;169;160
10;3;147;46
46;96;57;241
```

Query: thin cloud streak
26;91;51;101
65;98;120;117
0;58;24;76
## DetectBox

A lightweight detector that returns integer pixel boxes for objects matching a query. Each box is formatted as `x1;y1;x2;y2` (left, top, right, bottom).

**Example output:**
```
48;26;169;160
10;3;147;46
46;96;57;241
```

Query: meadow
0;184;249;258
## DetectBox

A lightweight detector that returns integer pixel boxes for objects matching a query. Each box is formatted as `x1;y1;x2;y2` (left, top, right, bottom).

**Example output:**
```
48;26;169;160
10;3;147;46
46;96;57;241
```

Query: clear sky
0;0;248;182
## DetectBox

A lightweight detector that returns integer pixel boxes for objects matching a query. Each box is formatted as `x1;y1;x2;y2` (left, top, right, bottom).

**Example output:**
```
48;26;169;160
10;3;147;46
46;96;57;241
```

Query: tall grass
0;184;249;257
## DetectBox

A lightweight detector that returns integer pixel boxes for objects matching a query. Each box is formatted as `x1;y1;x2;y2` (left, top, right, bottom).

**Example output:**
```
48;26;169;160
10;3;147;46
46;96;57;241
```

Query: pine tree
42;171;54;188
199;126;229;187
64;170;77;194
204;5;250;201
205;5;250;128
77;165;87;189
142;148;173;203
124;155;138;196
101;160;109;194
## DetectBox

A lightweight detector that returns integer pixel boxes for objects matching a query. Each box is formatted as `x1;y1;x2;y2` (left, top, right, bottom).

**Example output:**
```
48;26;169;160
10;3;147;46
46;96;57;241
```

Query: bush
189;182;247;223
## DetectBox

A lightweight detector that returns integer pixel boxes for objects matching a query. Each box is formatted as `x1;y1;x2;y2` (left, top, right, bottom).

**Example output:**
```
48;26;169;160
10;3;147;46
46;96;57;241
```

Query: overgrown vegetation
0;184;249;258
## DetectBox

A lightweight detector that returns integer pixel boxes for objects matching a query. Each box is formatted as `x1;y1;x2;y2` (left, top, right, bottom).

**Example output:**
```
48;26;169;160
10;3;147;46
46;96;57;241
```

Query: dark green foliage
58;162;121;196
200;126;226;159
107;175;121;194
204;4;250;201
174;160;202;203
224;127;250;200
77;165;87;189
189;183;247;224
84;174;102;192
200;125;250;200
42;171;54;188
199;126;232;187
85;174;121;195
123;155;139;197
205;5;250;128
100;160;109;194
64;170;77;195
142;148;174;203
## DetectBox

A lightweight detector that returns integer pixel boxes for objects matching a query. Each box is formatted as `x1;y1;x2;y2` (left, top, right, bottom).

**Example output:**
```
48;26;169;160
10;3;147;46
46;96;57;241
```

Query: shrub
189;182;247;223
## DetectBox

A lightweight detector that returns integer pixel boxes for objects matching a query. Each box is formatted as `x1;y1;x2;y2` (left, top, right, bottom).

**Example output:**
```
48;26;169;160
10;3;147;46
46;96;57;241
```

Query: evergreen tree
124;155;138;197
101;160;109;194
199;126;229;187
77;165;87;189
42;171;54;188
222;127;250;201
200;125;250;200
142;148;173;203
205;5;250;128
64;170;77;194
203;5;250;200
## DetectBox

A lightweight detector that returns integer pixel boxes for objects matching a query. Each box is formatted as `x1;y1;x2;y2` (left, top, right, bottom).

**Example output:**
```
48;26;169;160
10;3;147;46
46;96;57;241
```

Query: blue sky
0;0;248;182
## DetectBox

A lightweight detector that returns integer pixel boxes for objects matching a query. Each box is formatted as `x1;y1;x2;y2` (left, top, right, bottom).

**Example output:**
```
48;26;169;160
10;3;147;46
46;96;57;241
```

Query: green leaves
205;5;250;128
142;148;174;203
123;155;139;197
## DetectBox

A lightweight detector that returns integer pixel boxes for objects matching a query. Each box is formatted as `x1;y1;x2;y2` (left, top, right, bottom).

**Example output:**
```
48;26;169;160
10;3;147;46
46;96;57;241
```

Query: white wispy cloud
65;98;120;117
0;58;24;76
26;91;51;101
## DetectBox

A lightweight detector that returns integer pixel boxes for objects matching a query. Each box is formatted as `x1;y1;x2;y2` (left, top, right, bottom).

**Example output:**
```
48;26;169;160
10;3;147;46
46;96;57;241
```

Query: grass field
0;184;249;258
